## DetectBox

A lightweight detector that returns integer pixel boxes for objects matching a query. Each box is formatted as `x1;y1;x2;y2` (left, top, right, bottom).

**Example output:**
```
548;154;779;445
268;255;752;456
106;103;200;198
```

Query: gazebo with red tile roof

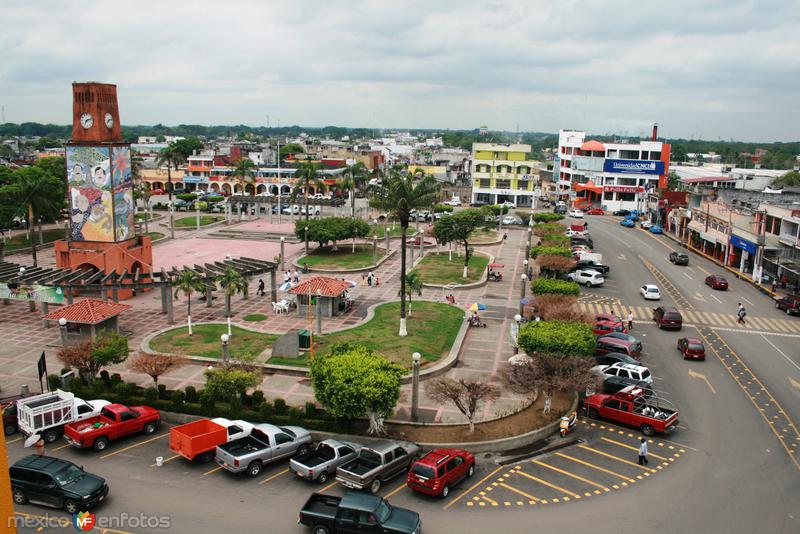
43;298;132;340
288;276;352;317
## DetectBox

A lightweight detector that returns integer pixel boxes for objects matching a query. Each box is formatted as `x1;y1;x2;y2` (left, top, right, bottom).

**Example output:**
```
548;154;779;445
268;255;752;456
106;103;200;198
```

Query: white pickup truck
16;390;110;443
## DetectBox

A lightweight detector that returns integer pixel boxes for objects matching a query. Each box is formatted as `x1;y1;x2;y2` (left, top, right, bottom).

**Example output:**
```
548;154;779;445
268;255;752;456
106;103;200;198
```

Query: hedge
533;212;564;223
531;245;572;258
517;320;595;356
433;204;454;213
176;193;198;201
540;234;570;247
531;277;580;296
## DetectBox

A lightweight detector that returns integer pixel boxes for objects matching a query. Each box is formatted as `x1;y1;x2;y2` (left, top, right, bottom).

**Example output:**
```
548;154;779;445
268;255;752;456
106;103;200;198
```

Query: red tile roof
288;276;351;298
43;298;132;324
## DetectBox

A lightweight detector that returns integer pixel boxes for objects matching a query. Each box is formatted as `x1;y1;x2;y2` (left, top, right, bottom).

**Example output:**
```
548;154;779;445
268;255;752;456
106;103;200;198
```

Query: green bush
184;385;198;404
110;373;123;385
433;204;454;213
482;204;510;216
144;387;158;403
531;245;572;258
47;374;61;392
228;395;243;418
99;370;111;386
273;398;288;416
251;390;265;407
158;384;168;400
60;367;71;375
531;277;581;296
287;407;304;424
517;320;595;356
176;193;198;201
92;379;106;395
533;212;564;223
68;377;84;395
207;195;224;203
114;382;132;402
540;234;570;247
259;402;274;419
170;390;186;411
199;392;215;413
304;401;317;418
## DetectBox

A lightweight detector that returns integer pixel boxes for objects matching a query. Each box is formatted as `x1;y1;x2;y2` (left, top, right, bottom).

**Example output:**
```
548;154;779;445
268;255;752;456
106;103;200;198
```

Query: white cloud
0;0;797;140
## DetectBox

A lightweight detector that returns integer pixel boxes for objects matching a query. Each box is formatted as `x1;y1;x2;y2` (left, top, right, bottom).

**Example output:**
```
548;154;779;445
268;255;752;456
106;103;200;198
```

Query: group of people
363;271;379;287
609;309;635;330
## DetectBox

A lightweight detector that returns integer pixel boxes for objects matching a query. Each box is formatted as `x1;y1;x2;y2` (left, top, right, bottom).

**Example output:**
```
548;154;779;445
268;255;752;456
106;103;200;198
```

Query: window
437;465;446;478
338;510;359;523
392;447;407;461
340;446;354;456
446;457;464;472
605;400;622;410
77;404;92;415
496;179;511;189
274;433;292;445
618;369;631;379
120;411;137;422
479;179;491;188
228;426;243;436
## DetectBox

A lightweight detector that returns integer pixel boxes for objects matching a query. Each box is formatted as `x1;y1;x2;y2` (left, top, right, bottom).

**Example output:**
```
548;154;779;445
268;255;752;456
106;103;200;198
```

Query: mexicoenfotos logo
73;511;96;531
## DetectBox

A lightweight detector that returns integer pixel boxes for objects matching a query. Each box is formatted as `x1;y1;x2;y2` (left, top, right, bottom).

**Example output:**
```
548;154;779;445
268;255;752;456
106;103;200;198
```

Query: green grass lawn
468;228;500;244
146;232;165;241
150;324;277;362
300;245;384;270
369;224;416;239
3;228;65;251
412;253;490;285
174;215;224;227
243;313;267;322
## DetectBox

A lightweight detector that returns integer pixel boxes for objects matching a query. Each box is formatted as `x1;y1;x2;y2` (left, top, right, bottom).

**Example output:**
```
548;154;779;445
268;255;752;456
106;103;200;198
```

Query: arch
256;184;267;194
151;181;164;190
244;184;255;195
221;183;232;194
280;185;291;195
76;262;100;274
174;182;184;190
269;185;279;195
210;183;220;192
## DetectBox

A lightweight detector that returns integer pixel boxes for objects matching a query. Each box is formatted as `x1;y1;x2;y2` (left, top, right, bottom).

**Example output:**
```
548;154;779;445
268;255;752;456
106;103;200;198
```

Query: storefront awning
574;180;603;194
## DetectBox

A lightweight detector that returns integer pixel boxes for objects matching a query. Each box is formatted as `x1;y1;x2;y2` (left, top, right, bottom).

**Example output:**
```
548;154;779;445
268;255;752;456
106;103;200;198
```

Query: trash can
298;329;311;349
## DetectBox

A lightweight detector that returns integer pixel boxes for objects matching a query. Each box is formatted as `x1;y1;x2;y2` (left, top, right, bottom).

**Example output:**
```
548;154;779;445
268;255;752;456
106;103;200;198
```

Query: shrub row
517;320;595;356
533;212;564;223
539;234;570;247
531;277;580;296
531;245;572;258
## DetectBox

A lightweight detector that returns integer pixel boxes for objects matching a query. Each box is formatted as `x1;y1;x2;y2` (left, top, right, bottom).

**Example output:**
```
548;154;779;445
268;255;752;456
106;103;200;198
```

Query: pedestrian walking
256;279;265;296
638;438;648;465
292;269;299;283
503;232;508;241
737;303;746;325
367;271;374;287
627;311;634;330
35;438;45;457
283;270;290;284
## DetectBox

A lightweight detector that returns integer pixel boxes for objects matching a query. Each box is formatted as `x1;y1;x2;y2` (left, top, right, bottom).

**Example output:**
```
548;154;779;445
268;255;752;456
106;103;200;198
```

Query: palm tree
294;160;322;221
155;145;186;239
215;268;249;318
403;271;423;318
174;270;205;335
370;168;439;336
229;158;256;220
341;161;368;218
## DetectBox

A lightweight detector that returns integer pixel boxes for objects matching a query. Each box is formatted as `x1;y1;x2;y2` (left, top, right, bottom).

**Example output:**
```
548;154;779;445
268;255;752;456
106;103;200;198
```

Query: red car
586;208;605;215
149;188;165;195
595;313;620;323
593;321;629;336
407;448;474;497
64;404;160;452
705;275;728;290
677;337;706;360
653;306;683;330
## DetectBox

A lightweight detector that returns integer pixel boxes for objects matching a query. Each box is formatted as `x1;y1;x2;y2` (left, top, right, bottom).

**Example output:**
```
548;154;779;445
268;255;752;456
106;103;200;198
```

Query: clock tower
70;82;122;143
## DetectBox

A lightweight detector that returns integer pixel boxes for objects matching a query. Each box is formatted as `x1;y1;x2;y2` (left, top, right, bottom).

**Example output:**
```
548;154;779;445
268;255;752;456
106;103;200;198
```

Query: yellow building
471;143;540;206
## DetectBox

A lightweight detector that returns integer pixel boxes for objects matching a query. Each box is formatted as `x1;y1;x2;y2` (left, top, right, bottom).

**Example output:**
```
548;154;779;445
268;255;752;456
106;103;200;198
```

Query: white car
567;269;604;287
500;201;516;209
569;209;584;218
592;363;653;385
446;198;461;207
641;221;653;230
299;206;321;216
640;284;661;300
282;205;301;215
565;229;589;237
502;215;519;225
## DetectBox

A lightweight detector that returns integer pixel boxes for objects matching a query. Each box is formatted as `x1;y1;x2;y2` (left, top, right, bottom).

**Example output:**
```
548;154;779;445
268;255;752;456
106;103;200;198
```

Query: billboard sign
730;234;757;255
604;185;644;193
572;156;605;172
603;159;665;175
0;283;65;304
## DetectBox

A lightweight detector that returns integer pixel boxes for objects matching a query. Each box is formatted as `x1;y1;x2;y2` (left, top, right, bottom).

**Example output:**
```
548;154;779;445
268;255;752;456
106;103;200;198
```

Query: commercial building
556;128;671;212
470;143;540;206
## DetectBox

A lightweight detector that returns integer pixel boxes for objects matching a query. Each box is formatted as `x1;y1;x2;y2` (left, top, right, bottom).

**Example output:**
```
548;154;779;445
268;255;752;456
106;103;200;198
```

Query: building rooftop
43;298;131;325
288;277;351;298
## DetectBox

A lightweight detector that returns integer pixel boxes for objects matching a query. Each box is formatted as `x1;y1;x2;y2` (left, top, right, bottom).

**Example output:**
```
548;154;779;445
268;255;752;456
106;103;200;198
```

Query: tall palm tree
155;145;186;239
342;161;368;218
370;169;439;336
403;271;423;318
174;270;205;335
294;160;322;221
230;158;256;220
215;268;249;318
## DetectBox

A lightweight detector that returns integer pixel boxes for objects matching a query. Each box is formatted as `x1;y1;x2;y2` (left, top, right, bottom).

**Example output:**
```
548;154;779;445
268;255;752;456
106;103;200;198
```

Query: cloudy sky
1;0;798;141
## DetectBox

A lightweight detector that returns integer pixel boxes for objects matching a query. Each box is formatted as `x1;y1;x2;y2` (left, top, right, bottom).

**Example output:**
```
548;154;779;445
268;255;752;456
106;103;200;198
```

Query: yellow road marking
202;465;223;476
696;265;711;275
579;445;657;472
320;480;338;492
52;442;71;452
555;452;635;482
259;467;289;485
383;481;408;499
443;465;504;510
687;368;717;394
599;437;668;461
515;469;581;498
150;454;181;467
499;482;540;502
482;494;498;505
99;433;167;459
532;460;609;491
7;436;22;444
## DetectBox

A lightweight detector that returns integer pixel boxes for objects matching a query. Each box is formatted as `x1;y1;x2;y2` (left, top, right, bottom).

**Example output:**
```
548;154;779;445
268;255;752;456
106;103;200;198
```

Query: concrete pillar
42;302;49;327
385;225;390;253
280;238;286;272
243;278;249;300
419;233;423;259
90;323;97;339
166;283;174;324
372;236;378;265
270;270;277;303
28;300;36;312
316;294;322;334
205;281;214;307
160;283;169;314
111;286;119;303
99;286;107;301
410;236;415;264
66;289;73;305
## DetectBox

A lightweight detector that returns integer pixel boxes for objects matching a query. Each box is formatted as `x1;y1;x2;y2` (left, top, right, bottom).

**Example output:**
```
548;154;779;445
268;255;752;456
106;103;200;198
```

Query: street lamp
526;228;532;260
512;314;522;354
280;237;286;272
520;274;527;317
59;317;68;347
220;333;230;364
523;259;529;280
304;226;309;256
411;352;421;422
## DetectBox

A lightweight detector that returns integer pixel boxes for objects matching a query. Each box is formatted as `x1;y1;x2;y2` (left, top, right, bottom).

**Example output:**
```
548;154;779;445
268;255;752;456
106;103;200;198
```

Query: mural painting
66;146;114;242
111;146;135;240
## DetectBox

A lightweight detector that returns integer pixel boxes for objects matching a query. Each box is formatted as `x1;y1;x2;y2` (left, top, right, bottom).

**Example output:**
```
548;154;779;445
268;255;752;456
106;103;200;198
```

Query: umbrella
279;281;295;292
24;434;41;448
520;296;536;306
344;280;357;288
466;303;487;312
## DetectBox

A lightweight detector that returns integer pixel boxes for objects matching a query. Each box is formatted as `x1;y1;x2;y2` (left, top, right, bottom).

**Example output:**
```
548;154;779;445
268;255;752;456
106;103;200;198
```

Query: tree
342;161;368;217
433;208;487;278
155;144;186;239
309;344;404;435
57;332;129;383
535;255;576;277
667;171;681;191
425;377;499;433
295;217;369;251
771;171;800;189
215;268;248;317
170;137;204;160
174;270;205;335
128;353;188;385
279;142;305;159
155;134;166;142
230;157;256;196
295;160;322;221
370;168;439;336
503;354;597;414
204;367;260;401
403;271;423;317
526;294;591;322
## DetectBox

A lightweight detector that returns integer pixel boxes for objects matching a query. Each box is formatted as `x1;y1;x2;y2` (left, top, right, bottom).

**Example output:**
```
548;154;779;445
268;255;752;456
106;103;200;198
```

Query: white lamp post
411;352;422;422
220;333;230;364
59;317;68;347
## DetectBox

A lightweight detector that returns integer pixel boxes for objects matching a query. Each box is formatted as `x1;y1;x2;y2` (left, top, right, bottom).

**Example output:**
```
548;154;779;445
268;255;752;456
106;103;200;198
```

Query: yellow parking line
259;467;289;485
320;480;338;493
52;442;71;452
443;465;504;510
150;454;181;467
555;452;635;483
600;437;668;461
99;433;167;459
579;445;656;472
383;482;408;499
202;465;223;476
499;482;540;502
532;460;609;491
482;494;498;506
515;470;581;498
7;437;22;444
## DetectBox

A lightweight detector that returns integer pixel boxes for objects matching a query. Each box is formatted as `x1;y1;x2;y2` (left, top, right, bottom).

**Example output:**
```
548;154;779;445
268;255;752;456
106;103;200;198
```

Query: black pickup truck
298;492;421;534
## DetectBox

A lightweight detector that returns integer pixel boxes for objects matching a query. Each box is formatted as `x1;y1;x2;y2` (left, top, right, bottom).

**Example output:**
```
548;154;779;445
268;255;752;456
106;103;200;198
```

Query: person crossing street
638;438;649;465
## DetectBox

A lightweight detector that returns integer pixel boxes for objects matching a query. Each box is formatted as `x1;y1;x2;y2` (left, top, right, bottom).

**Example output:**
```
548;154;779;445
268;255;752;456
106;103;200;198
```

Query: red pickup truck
64;404;160;452
585;386;679;436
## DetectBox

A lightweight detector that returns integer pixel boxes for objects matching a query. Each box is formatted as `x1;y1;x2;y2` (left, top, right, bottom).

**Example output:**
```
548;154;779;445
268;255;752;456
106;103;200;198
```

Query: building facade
470;143;540;206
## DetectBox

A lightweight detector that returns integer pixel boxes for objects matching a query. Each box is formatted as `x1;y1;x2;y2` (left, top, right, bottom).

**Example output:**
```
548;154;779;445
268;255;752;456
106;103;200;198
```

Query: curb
420;250;495;290
292;247;396;274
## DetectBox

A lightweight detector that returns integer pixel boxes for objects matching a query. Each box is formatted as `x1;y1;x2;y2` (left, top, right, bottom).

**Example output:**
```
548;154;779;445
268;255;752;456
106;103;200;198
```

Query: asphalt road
4;212;799;534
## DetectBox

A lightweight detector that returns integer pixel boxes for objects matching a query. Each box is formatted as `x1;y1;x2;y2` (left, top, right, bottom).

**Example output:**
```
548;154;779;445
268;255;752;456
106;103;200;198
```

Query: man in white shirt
638;438;649;465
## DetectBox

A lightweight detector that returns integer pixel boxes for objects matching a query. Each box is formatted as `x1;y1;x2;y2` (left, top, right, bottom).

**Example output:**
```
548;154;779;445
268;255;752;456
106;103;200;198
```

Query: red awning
574;180;603;194
488;263;505;268
580;140;606;152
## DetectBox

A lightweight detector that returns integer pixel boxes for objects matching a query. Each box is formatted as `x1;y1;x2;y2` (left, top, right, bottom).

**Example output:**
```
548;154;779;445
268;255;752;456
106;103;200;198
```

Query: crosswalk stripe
714;313;738;327
698;311;715;324
636;306;650;320
772;320;793;333
782;321;800;333
747;317;769;330
682;310;700;323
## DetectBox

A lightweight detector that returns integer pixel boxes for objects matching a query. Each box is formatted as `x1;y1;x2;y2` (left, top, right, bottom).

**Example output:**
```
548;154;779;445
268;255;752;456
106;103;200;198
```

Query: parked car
594;313;621;323
170;418;253;463
500;201;516;209
705;275;729;290
10;455;108;515
446;198;461;207
601;332;641;346
568;269;605;287
16;390;110;444
407;448;475;498
592;362;653;385
653;306;683;330
298;492;421;534
775;295;800;315
568;209;584;219
149;188;165;195
554;205;568;214
215;423;312;476
613;209;631;217
640;284;661;300
502;215;520;225
586;208;605;215
470;201;488;208
626;214;640;222
620;218;636;228
283;205;301;215
594;352;639;367
290;439;362;484
64;404;160;452
677;337;706;360
592;321;627;336
669;251;690;265
585;386;679;435
2;391;35;436
574;260;610;275
640;221;653;230
602;376;654;399
595;336;643;359
300;206;321;216
650;225;663;234
336;440;420;494
571;236;594;248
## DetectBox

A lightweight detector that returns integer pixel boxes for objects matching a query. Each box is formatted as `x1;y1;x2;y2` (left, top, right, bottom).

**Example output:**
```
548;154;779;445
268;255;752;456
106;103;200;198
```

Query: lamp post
280;237;285;272
59;317;68;347
372;235;378;265
220;333;230;364
523;259;530;281
526;228;532;260
411;352;421;422
520;274;527;317
315;289;322;334
512;314;522;354
304;226;309;256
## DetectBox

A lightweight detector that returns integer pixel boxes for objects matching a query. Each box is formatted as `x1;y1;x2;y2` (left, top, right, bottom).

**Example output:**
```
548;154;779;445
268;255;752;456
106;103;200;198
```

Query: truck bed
218;436;266;457
301;493;341;521
340;458;378;476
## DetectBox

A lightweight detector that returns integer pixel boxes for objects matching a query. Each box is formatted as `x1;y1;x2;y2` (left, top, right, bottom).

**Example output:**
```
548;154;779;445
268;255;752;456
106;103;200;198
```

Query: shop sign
603;159;665;175
730;234;757;254
604;185;644;193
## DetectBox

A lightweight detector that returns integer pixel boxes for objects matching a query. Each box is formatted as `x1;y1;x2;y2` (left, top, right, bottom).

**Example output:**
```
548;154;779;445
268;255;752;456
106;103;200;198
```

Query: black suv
10;455;108;514
602;376;654;398
571;236;594;248
573;260;610;275
669;251;690;265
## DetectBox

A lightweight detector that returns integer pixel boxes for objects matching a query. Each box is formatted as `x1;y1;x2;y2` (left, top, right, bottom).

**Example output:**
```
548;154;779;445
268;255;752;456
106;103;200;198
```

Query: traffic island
295;244;390;273
148;323;277;362
412;251;491;287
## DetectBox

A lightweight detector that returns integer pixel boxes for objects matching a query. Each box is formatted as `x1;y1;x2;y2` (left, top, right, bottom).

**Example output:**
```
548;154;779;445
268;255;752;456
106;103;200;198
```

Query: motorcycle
559;411;578;437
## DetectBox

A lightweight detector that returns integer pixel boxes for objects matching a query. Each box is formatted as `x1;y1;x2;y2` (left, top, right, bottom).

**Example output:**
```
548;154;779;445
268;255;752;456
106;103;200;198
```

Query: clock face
104;113;114;129
80;113;94;129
